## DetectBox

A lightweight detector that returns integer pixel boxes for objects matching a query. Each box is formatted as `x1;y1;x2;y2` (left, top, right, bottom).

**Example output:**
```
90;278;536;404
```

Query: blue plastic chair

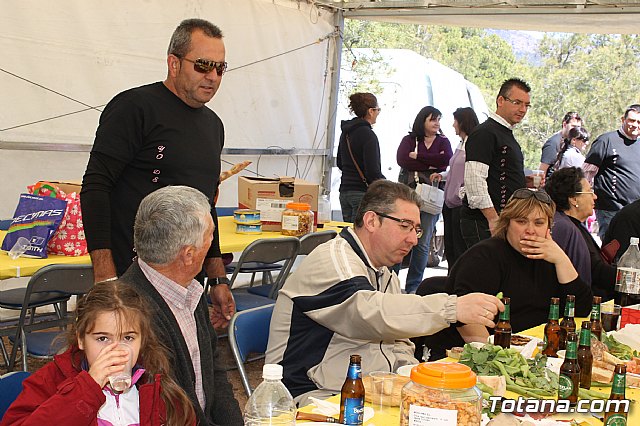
228;304;275;396
228;237;300;311
4;264;94;371
0;371;31;419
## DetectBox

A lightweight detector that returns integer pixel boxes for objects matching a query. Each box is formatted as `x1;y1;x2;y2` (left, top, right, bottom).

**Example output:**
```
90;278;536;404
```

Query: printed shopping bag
1;193;67;258
28;182;87;256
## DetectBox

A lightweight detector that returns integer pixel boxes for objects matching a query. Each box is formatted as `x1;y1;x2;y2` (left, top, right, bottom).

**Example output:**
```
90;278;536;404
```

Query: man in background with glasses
266;180;504;404
538;111;583;178
460;78;531;249
583;104;640;239
81;18;235;329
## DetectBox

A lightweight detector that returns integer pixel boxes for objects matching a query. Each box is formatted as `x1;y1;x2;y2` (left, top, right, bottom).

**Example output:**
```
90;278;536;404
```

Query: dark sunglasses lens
194;59;226;76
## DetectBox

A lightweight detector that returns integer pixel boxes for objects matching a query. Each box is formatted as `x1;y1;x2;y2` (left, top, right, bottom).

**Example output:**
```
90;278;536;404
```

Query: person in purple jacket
397;106;453;293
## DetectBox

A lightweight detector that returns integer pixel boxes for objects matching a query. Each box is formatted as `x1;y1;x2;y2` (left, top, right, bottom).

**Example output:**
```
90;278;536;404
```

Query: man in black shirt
460;78;530;248
81;18;235;328
583;104;640;239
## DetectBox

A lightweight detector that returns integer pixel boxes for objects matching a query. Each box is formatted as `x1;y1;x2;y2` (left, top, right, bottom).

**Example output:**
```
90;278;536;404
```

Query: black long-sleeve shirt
81;82;223;275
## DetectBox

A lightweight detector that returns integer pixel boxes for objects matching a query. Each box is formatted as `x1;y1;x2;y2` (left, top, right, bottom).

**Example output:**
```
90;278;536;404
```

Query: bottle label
347;364;362;380
604;413;627;426
612;373;626;394
500;304;510;320
281;215;300;231
579;328;591;346
566;339;578;359
549;304;560;320
564;301;575;317
591;304;601;320
342;397;364;425
558;374;574;398
615;267;640;293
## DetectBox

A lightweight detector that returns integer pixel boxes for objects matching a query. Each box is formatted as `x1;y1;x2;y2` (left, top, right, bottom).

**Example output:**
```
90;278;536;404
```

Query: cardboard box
621;303;640;329
238;176;319;231
37;180;82;195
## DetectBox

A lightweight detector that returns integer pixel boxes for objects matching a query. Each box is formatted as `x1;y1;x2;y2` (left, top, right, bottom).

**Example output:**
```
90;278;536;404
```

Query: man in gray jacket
266;180;504;404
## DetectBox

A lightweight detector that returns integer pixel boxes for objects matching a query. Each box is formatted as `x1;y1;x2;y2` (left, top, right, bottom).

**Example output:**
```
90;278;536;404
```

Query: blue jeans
405;210;440;294
339;191;365;223
596;209;617;240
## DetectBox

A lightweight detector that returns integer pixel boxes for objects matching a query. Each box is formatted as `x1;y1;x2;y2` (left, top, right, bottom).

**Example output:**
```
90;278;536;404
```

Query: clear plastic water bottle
614;237;640;307
244;364;296;425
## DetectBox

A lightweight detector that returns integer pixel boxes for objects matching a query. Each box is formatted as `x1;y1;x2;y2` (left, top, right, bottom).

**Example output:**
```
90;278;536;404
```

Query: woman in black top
336;92;385;222
545;167;616;299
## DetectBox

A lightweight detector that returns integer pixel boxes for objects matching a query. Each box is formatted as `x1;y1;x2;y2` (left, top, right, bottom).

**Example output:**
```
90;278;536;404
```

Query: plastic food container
400;362;482;426
280;202;313;237
234;209;261;224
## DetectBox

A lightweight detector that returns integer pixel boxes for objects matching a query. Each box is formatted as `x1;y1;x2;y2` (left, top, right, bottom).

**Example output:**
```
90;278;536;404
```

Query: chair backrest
229;237;300;298
0;371;31;419
229;304;275;397
229;303;275;362
9;265;94;364
299;230;337;256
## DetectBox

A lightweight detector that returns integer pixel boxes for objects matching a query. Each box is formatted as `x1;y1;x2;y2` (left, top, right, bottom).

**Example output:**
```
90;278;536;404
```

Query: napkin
308;396;374;422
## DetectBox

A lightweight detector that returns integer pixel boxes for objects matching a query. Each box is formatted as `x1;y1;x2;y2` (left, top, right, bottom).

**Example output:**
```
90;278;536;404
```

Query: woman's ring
485;309;491;318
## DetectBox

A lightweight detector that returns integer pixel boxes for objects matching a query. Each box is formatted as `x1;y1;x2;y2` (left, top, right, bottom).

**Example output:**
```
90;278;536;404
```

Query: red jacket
1;348;168;426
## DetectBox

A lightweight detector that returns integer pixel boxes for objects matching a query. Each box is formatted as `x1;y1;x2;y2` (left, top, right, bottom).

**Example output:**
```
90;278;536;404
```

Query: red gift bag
28;182;87;256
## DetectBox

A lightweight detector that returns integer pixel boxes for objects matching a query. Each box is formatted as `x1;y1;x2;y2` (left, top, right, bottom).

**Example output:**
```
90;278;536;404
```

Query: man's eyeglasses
181;57;228;76
510;188;552;204
575;190;595;195
371;107;382;112
503;96;532;110
373;211;423;238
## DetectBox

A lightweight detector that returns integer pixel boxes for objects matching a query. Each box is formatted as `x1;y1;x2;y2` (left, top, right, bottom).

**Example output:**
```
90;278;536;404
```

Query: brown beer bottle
559;294;576;350
494;297;512;348
603;364;628;425
339;354;365;425
577;321;593;390
590;296;603;341
542;297;561;357
558;332;580;407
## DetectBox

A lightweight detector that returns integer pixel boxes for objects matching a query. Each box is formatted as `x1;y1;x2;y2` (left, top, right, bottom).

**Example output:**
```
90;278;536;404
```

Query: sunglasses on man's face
181;57;228;76
510;188;552;204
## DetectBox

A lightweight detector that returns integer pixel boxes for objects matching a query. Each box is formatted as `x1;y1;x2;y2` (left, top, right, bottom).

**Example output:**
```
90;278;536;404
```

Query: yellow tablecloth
300;318;639;425
1;219;349;280
0;230;91;280
215;216;348;253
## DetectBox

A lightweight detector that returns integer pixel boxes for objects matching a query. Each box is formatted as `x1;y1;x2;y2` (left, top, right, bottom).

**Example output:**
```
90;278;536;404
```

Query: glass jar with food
281;202;314;237
400;362;481;426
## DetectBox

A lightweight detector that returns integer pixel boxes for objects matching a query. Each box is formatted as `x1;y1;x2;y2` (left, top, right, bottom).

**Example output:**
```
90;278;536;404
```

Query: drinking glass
8;237;30;260
601;304;621;332
108;343;133;393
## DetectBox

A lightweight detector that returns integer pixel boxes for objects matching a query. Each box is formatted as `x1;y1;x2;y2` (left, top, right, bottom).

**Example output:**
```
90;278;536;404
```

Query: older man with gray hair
121;185;242;426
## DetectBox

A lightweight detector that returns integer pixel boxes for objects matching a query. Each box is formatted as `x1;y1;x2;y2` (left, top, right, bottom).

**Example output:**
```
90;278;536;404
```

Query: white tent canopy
0;0;338;217
316;1;640;34
3;0;640;218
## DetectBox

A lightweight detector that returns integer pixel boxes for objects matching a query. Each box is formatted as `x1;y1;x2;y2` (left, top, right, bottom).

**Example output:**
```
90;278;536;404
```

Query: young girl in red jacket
2;280;195;426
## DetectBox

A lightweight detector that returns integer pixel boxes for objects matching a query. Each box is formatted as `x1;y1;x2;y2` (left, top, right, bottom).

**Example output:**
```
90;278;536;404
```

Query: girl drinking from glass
2;280;195;426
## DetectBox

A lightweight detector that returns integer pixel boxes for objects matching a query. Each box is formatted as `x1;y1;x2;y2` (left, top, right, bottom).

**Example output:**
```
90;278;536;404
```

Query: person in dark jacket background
336;92;385;222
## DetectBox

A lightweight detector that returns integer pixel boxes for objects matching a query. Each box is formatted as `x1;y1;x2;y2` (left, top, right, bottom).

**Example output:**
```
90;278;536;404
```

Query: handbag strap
413;139;421;185
346;134;368;187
